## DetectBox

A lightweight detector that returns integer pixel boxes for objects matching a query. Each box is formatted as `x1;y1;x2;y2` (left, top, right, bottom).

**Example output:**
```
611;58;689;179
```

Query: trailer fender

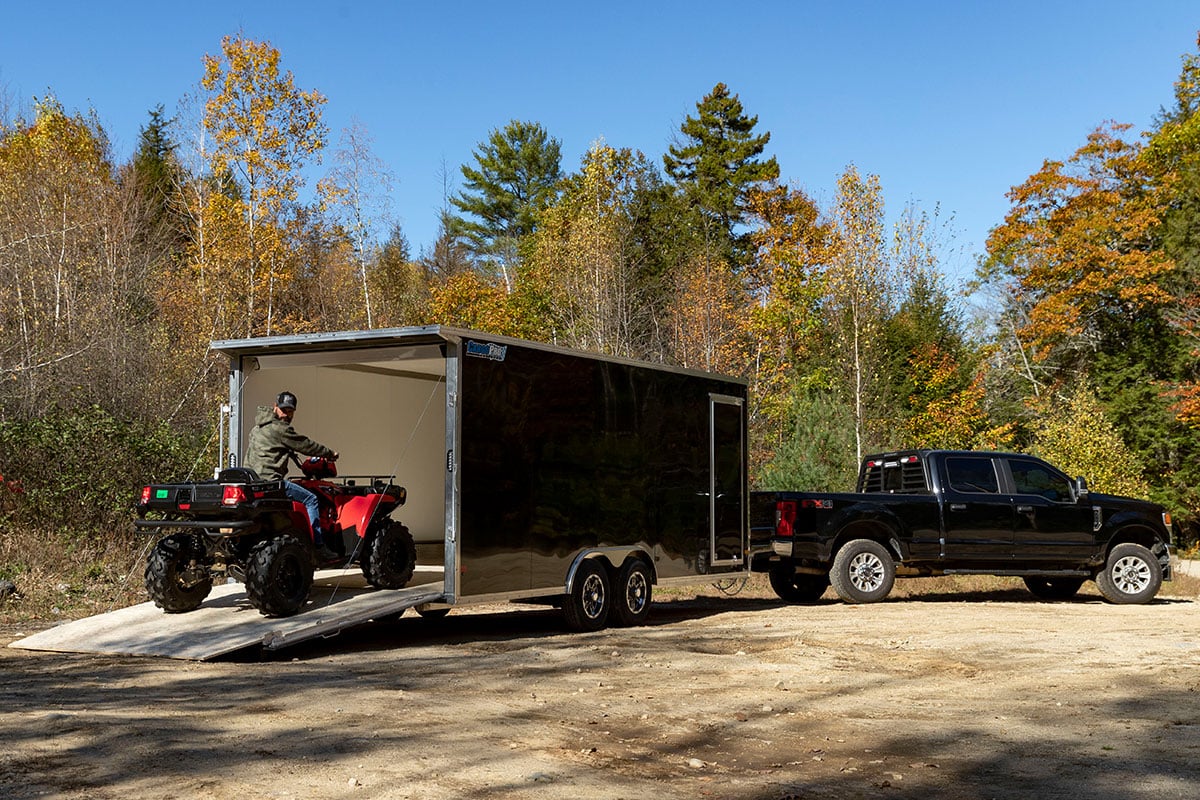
564;547;655;594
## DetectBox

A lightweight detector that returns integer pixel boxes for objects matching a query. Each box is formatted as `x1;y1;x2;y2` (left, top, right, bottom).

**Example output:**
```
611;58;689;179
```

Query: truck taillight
139;486;152;505
776;501;797;538
222;485;249;506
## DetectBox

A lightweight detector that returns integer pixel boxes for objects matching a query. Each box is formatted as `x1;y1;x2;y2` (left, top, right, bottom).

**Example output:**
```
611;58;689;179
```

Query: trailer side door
708;394;746;568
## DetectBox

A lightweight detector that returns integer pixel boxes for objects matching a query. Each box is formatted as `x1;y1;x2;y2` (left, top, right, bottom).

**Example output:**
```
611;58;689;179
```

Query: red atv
134;457;416;617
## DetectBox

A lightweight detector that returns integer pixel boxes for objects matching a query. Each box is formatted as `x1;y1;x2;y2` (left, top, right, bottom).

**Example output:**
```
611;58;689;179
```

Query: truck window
1009;460;1072;502
945;457;1000;494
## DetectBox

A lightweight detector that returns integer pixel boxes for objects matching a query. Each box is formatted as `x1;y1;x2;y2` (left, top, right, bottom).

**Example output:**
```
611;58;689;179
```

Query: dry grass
0;525;150;625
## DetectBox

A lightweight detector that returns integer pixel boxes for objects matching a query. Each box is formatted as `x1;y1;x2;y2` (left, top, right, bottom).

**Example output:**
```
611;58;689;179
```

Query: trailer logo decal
466;340;508;362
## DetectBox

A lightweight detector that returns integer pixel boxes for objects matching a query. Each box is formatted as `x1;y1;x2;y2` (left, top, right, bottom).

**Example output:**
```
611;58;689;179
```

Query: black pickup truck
755;450;1174;605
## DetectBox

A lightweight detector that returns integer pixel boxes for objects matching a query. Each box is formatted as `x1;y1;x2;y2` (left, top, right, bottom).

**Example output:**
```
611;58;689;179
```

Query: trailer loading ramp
8;566;446;661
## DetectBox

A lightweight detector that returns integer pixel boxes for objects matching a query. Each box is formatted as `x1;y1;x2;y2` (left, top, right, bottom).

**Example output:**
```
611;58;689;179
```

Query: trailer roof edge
209;325;747;386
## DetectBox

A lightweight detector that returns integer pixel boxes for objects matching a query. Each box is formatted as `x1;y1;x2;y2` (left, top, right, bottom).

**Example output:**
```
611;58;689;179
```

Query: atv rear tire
145;533;212;613
245;535;313;617
362;521;416;589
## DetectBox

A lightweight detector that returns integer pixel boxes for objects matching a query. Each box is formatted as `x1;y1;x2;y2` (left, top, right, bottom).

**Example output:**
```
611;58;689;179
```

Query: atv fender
336;493;386;538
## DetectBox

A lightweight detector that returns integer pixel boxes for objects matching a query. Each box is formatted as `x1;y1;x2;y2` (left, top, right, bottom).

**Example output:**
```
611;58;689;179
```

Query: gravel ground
2;575;1199;800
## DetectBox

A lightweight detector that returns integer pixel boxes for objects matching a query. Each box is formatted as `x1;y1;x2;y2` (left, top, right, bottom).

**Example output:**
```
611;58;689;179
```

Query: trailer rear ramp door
8;567;446;661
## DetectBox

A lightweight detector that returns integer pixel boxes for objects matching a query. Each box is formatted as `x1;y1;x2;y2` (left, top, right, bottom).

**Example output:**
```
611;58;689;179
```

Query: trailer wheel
145;533;212;613
768;562;829;603
1023;576;1084;600
830;539;895;604
564;559;611;632
612;559;652;627
245;535;313;617
362;521;417;589
1095;543;1161;604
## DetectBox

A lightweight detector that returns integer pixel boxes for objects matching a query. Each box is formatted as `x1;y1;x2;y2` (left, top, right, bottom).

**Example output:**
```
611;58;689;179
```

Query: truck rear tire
768;563;829;603
1023;576;1084;600
245;535;314;617
564;558;611;632
145;533;212;613
612;559;652;627
830;539;895;604
1095;543;1161;604
362;521;417;589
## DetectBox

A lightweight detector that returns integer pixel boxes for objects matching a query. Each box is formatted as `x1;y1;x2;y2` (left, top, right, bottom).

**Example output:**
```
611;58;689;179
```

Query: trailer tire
362;521;417;589
1095;543;1162;604
1023;576;1084;600
564;559;611;632
245;535;313;617
145;533;212;613
768;562;829;603
830;539;895;604
612;559;652;627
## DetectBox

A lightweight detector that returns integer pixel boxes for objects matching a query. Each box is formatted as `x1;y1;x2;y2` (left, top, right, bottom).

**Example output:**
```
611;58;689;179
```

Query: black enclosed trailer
210;325;760;631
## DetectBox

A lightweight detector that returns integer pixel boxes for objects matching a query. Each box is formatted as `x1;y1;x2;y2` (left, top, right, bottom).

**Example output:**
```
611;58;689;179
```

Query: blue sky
2;1;1197;285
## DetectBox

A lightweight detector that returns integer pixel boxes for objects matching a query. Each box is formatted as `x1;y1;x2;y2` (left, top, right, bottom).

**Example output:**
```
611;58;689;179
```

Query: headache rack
858;454;930;493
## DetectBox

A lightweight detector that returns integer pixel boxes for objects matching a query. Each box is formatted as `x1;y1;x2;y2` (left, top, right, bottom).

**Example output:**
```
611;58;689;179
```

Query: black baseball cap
276;391;298;410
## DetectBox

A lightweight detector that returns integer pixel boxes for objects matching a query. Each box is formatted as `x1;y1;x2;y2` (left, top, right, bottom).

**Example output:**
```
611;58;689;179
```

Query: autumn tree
523;143;671;357
664;83;779;263
319;119;394;327
450;120;562;292
742;182;831;471
200;33;327;336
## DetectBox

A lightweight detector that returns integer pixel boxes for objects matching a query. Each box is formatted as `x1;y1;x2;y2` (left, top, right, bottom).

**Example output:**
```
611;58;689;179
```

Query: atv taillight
139;486;152;506
222;485;249;506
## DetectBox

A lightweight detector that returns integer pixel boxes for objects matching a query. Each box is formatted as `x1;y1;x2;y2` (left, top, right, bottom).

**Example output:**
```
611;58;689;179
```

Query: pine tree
663;83;779;261
450;120;562;291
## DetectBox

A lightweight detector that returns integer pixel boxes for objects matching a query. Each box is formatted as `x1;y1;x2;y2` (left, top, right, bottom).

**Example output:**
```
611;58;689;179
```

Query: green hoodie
243;405;335;481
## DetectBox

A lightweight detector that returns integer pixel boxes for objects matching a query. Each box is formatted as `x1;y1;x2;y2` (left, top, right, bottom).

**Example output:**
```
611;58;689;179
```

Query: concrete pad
8;566;446;661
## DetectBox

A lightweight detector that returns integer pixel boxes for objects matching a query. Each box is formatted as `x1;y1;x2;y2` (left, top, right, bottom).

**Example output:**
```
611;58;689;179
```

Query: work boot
314;543;340;566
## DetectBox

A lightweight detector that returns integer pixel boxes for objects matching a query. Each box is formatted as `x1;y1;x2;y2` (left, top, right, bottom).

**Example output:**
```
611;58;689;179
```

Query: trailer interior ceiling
233;342;447;553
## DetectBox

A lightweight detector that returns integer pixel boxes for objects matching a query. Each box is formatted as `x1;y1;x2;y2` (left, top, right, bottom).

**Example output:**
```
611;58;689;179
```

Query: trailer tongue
9;568;446;661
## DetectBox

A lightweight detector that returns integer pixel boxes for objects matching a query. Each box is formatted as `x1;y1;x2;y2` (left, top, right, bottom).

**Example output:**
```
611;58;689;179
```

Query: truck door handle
950;503;967;512
1017;505;1034;514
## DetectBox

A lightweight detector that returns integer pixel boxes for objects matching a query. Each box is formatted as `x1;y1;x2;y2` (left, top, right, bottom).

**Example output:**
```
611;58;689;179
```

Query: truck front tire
830;539;895;604
1095;543;1162;604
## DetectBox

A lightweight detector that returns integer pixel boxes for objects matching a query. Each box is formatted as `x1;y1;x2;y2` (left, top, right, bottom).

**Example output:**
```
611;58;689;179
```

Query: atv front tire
145;533;213;613
362;521;417;589
245;535;313;617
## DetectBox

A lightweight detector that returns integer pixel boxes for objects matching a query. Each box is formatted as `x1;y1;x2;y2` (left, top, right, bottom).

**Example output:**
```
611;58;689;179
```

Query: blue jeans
284;481;323;544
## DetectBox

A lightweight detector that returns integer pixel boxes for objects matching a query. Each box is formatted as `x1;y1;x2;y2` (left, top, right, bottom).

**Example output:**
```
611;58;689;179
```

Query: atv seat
218;467;260;483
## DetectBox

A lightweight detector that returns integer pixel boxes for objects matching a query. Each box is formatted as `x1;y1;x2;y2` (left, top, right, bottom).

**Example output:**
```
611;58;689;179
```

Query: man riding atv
245;391;340;564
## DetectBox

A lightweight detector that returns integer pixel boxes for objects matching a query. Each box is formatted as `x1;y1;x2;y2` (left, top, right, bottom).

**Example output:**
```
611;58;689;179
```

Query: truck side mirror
1074;476;1089;501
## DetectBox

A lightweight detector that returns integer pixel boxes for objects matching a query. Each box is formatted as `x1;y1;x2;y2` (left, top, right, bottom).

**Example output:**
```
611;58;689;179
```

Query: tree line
2;32;1200;549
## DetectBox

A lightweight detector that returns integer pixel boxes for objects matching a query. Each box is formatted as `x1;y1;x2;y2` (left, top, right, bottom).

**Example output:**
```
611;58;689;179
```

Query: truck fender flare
828;506;906;560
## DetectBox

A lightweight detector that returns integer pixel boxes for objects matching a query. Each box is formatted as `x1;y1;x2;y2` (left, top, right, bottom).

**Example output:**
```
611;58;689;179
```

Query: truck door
939;455;1016;560
708;394;746;568
1003;456;1095;562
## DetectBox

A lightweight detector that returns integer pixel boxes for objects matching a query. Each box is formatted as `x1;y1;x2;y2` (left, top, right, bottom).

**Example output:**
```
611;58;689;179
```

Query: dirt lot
2;575;1199;800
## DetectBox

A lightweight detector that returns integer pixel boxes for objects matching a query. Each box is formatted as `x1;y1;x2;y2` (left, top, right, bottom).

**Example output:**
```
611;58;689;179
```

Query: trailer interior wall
234;344;447;553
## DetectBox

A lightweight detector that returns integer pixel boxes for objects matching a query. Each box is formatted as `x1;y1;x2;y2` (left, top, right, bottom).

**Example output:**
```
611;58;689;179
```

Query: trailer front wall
456;341;746;596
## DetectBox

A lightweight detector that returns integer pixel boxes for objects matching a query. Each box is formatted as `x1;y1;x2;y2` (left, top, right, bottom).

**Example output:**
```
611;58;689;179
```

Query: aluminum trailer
12;326;763;659
214;325;755;631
